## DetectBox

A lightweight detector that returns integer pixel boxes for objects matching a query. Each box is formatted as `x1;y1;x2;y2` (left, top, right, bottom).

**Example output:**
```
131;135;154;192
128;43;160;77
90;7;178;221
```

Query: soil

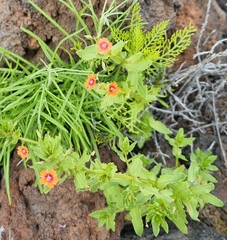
1;0;227;239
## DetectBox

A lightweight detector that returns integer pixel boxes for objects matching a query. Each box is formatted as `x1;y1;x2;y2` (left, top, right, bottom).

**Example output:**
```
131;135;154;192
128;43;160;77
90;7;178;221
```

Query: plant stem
176;157;179;168
19;137;38;145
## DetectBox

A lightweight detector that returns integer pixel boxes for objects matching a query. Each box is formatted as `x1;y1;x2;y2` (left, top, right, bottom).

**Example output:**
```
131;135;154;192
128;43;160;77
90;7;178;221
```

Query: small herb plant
0;0;224;237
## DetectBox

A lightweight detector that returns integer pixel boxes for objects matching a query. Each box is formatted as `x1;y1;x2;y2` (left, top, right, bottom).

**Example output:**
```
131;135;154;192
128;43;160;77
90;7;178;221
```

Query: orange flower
40;169;59;189
108;82;120;96
17;146;29;159
97;38;112;54
84;74;96;90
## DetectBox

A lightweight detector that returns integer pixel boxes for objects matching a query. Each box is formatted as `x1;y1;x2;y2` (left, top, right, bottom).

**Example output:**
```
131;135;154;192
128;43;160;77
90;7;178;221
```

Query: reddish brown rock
172;0;227;70
0;151;125;239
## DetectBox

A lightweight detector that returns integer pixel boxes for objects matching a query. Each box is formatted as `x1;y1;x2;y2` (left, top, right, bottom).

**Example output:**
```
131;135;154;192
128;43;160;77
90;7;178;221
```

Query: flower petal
40;178;47;185
97;38;112;54
108;82;120;96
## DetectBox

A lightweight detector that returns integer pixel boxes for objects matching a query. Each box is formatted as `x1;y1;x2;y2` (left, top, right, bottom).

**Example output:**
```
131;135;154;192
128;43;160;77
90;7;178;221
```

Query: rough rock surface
1;0;227;65
0;150;125;240
172;0;227;69
120;219;227;240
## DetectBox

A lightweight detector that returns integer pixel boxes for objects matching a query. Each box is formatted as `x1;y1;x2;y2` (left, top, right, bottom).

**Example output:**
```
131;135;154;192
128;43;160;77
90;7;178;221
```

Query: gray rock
120;220;227;240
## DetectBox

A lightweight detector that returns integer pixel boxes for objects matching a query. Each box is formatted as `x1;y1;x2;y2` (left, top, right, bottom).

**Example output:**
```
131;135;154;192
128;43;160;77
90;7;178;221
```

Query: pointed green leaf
152;217;161;237
184;197;199;220
130;205;143;236
123;60;153;72
77;45;98;60
149;117;172;135
129;155;143;177
160;217;169;233
187;159;199;183
174;182;191;200
200;193;224;207
104;186;125;209
171;200;188;234
74;170;88;190
157;173;186;189
111;40;126;55
190;183;214;195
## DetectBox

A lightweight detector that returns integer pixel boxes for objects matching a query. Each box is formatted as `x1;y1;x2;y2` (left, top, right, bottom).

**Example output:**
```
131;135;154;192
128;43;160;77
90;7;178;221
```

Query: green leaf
149;117;172;135
100;94;123;111
77;151;90;170
173;182;191;200
103;185;125;209
172;146;187;161
187;159;199;183
139;167;157;182
160;217;169;233
130;205;143;236
184;197;199;220
152;217;161;237
138;180;159;197
159;189;174;203
89;207;116;231
157;172;186;189
74;170;88;191
111;40;126;56
32;133;63;161
59;157;74;171
136;192;153;205
191;148;218;172
40;112;68;132
128;155;143;177
112;146;126;162
123;60;152;72
151;163;162;176
163;23;196;65
200;193;224;207
199;171;218;183
190;183;214;195
175;128;195;147
0;120;20;146
119;137;137;155
126;52;143;62
76;45;98;60
111;172;132;186
171;199;188;234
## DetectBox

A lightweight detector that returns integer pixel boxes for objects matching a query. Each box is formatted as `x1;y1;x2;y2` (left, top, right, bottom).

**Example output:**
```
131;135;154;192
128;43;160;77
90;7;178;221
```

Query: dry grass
148;0;227;167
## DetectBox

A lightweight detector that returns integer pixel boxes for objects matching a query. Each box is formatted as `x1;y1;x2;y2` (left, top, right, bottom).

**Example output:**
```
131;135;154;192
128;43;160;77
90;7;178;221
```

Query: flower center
89;79;95;85
100;42;108;50
22;149;27;154
109;85;115;92
45;174;54;183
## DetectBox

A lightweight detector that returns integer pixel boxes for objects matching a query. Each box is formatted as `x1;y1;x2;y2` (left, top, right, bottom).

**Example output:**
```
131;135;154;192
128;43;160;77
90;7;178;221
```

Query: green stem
175;146;179;168
113;172;133;181
110;54;126;64
175;157;179;168
124;154;133;176
4;146;12;205
19;137;38;145
29;149;43;194
85;123;101;160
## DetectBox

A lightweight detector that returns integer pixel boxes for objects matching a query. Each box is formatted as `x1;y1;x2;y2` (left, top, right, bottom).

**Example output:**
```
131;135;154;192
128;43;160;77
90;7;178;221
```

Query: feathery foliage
111;3;196;77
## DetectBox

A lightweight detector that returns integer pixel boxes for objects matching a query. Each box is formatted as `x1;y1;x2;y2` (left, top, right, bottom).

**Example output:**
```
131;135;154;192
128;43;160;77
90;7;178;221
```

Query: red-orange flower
84;74;96;90
108;82;120;96
97;38;112;54
40;169;59;189
17;146;29;159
